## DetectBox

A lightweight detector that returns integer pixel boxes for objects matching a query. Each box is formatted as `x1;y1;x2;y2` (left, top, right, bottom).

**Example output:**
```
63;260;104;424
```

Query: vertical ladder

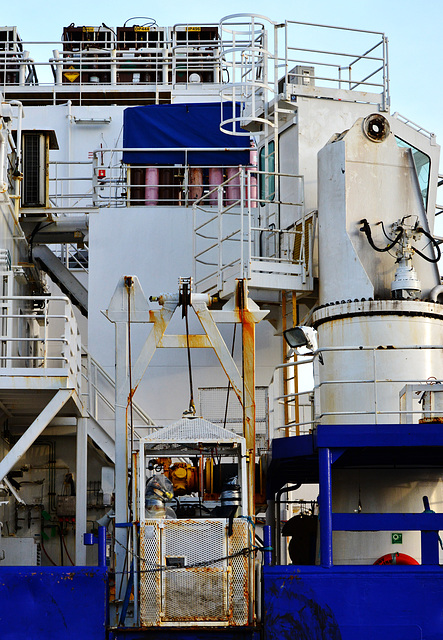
281;290;299;435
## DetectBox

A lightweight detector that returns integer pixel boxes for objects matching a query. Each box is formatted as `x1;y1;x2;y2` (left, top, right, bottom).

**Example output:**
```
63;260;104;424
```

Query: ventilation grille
199;386;269;451
22;134;44;206
293;216;313;274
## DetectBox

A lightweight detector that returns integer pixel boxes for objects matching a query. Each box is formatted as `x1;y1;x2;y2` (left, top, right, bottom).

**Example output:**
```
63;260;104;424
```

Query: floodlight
283;326;318;352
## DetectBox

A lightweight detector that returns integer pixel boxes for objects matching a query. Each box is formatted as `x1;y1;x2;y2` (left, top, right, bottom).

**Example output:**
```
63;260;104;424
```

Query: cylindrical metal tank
312;299;443;564
312;300;443;425
189;167;203;201
145;167;159;206
208;167;224;206
225;166;241;205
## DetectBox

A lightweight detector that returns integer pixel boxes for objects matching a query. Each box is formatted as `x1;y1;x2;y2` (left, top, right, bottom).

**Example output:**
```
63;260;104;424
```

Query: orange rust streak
241;304;256;518
158;334;211;348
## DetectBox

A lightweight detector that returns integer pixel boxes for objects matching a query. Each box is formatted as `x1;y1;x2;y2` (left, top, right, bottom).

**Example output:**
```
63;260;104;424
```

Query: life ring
373;552;419;565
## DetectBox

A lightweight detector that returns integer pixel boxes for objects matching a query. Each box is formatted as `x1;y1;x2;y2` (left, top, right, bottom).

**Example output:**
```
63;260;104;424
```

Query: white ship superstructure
0;14;441;639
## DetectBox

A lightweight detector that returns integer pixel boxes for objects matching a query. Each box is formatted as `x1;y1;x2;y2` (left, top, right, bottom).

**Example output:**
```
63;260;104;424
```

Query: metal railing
49;160;94;209
0;19;388;109
46;153;254;211
0;295;81;389
52;243;89;273
90;148;251;208
283;21;388;100
81;348;156;437
0;27;222;101
0;112;20;217
270;344;443;435
219;15;390;134
392;112;436;141
192;167;313;293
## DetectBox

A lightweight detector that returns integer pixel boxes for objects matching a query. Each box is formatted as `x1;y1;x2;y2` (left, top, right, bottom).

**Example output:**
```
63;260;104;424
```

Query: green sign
391;532;403;544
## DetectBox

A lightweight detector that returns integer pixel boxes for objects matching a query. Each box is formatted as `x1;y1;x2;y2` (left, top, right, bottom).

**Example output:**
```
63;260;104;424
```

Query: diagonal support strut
0;389;74;483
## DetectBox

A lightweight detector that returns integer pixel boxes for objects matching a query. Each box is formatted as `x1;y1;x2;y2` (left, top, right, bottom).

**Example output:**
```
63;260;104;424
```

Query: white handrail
270;344;443;435
0;295;81;391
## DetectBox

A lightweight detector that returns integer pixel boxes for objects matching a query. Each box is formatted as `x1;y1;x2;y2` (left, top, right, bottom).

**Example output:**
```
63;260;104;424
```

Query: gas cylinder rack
172;24;220;84
61;24;115;84
116;24;168;85
0;27;37;86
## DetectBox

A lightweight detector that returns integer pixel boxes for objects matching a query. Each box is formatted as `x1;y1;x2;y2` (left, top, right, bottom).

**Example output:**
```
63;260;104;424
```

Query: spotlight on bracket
283;326;323;364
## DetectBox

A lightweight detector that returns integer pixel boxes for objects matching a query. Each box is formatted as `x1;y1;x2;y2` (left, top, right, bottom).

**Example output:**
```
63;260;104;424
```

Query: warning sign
63;66;79;82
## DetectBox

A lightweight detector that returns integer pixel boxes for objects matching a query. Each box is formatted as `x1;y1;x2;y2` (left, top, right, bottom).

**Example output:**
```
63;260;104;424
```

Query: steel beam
87;413;115;462
319;447;333;568
132;306;175;389
193;300;243;402
114;320;129;604
0;389;73;483
240;290;257;518
75;415;87;565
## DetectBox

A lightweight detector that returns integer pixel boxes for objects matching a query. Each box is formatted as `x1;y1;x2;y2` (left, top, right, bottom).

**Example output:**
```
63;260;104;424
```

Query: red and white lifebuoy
373;552;419;565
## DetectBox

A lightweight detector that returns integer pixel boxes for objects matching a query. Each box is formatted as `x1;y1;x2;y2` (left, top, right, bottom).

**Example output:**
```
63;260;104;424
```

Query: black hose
414;227;441;263
360;219;402;253
275;483;301;564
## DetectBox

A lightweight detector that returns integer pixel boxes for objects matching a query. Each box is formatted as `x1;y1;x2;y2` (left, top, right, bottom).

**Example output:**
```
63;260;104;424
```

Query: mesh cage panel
139;518;250;627
142;416;243;443
162;519;228;622
199;386;269;450
228;518;250;625
140;521;162;626
163;519;226;566
164;568;229;621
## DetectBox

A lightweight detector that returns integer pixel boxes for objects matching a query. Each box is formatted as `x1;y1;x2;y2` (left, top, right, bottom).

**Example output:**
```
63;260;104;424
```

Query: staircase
81;348;156;462
33;244;88;317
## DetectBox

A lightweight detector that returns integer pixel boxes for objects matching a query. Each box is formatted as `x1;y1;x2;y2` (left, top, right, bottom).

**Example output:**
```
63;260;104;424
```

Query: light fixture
73;117;112;125
283;325;317;350
283;325;323;364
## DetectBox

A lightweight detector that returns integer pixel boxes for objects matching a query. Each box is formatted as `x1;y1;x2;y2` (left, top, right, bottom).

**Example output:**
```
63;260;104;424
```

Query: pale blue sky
5;0;443;167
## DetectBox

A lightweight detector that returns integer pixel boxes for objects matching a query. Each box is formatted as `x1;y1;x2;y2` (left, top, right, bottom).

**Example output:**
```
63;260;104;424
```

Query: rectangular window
259;140;275;205
396;137;430;209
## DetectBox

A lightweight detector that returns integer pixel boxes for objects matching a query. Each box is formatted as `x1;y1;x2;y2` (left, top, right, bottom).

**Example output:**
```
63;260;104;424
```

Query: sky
4;0;443;168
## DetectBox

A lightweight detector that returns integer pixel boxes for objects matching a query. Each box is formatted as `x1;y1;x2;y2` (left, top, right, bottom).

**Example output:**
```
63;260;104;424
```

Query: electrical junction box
56;496;76;517
0;537;41;565
288;65;315;86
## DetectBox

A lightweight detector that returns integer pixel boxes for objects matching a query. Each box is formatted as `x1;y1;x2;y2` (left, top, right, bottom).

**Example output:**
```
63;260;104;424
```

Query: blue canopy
122;102;250;166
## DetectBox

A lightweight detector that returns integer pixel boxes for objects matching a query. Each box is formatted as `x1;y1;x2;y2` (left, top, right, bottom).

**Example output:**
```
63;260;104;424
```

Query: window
259;140;275;204
396;138;430;209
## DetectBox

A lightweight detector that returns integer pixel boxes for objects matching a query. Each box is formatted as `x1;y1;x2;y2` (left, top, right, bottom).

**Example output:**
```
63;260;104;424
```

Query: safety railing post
110;49;117;86
43;299;48;369
240;167;245;279
92;153;99;207
217;185;223;291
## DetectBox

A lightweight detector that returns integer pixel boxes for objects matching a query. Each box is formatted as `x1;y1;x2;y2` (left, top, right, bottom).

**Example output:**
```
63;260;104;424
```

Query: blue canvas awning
122;102;250;166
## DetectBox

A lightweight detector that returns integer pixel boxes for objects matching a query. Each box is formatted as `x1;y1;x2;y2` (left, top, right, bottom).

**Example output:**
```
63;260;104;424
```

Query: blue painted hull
263;565;443;639
0;567;107;640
